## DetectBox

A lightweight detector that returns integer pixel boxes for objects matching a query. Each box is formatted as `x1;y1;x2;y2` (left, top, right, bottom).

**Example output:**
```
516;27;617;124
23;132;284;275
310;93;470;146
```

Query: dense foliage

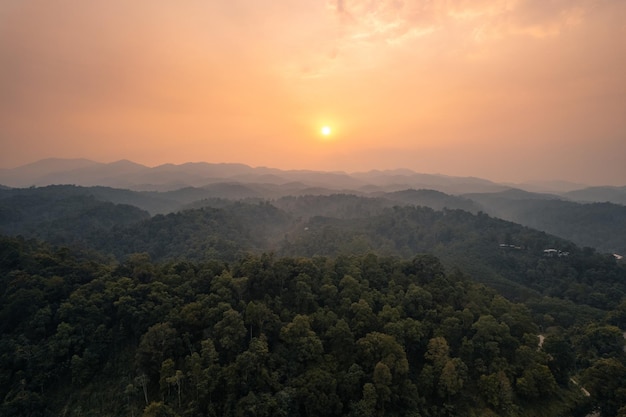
283;206;626;323
1;186;626;416
3;190;626;326
4;236;623;417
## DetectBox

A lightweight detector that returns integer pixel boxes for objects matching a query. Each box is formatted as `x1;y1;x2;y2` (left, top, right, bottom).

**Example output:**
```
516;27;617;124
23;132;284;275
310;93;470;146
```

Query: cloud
286;0;626;85
328;0;440;45
471;0;592;40
326;0;600;48
280;0;623;87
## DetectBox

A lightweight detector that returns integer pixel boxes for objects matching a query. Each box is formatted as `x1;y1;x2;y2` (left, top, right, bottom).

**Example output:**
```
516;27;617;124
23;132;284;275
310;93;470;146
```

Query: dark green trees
1;236;618;417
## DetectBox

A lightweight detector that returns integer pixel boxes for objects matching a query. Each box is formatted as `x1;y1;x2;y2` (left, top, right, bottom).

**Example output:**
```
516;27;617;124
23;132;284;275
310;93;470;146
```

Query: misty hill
0;158;100;185
272;194;391;219
380;189;482;212
466;188;564;201
3;183;626;259
465;189;626;255
3;185;624;321
269;191;480;221
505;180;590;194
97;202;291;261
0;183;355;216
0;158;360;190
279;206;625;311
0;184;180;214
352;170;510;194
0;188;149;245
564;186;626;205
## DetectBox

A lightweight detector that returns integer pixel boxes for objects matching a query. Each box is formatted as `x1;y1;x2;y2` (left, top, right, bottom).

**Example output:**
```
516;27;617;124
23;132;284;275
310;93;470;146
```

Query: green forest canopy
1;187;626;416
1;237;625;416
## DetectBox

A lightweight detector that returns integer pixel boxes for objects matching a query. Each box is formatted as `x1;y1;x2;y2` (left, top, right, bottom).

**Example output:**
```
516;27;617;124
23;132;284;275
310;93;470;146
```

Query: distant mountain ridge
3;158;625;206
564;186;626;205
0;158;579;194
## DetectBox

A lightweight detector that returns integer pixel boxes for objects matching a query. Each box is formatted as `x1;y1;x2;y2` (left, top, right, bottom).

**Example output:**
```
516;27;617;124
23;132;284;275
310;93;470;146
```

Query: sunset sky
1;0;625;185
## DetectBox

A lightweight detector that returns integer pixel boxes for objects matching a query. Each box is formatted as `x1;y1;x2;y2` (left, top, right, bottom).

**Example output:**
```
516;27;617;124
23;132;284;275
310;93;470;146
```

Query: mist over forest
1;159;625;417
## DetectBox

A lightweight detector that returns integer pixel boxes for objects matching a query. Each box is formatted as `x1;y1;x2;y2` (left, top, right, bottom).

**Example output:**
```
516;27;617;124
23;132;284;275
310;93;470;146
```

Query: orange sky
1;0;625;185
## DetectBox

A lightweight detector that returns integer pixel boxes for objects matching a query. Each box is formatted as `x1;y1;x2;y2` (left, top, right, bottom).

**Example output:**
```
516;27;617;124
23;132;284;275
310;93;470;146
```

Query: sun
321;126;332;136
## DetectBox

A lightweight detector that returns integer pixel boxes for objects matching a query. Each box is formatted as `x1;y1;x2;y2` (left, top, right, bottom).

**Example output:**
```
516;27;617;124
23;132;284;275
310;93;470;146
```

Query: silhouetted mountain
0;158;532;194
564;186;626;205
0;185;180;215
273;194;390;219
380;189;482;212
466;188;564;201
352;171;508;194
0;158;99;186
39;159;147;188
508;180;590;193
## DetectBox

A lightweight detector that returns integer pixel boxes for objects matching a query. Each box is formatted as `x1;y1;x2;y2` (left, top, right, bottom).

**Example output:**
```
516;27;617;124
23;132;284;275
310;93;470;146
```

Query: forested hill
465;191;626;255
2;236;625;417
2;189;626;326
0;191;150;245
3;184;626;257
282;206;626;319
2;184;626;415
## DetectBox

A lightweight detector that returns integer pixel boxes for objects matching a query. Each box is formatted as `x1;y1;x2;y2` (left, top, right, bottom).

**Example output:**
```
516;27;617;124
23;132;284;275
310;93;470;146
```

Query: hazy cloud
326;0;605;47
1;0;625;184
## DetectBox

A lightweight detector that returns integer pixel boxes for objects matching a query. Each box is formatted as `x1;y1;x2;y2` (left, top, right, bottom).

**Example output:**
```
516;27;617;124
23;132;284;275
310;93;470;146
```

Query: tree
425;337;450;370
471;315;516;369
350;383;377;417
577;325;625;364
141;401;179;417
515;364;557;400
357;332;409;382
136;323;180;379
231;335;275;395
279;315;323;371
437;358;467;399
213;308;246;355
581;358;626;417
291;368;342;417
185;339;220;409
373;362;392;413
325;319;355;365
542;335;576;385
159;359;183;407
350;299;378;337
244;301;278;341
479;371;514;415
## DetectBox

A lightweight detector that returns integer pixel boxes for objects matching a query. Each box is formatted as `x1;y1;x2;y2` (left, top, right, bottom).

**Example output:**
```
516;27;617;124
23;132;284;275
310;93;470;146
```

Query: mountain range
0;158;552;193
3;158;625;201
2;158;626;256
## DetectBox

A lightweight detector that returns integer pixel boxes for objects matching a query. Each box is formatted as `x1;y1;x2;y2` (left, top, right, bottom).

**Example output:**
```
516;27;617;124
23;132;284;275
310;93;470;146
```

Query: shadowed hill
564;186;626;205
465;190;626;255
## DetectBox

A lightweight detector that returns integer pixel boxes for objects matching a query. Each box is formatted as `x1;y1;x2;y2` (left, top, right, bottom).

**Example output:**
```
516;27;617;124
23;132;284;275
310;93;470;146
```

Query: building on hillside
543;248;569;257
